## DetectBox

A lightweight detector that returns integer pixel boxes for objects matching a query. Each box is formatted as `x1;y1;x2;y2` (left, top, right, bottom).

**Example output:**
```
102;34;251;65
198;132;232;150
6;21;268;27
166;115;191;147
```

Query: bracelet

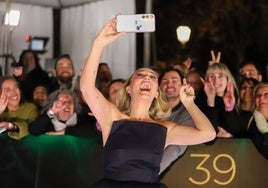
225;105;234;111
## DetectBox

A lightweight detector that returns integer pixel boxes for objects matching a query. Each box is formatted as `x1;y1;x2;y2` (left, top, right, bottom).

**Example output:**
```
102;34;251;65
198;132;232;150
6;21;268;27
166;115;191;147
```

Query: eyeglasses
255;92;268;99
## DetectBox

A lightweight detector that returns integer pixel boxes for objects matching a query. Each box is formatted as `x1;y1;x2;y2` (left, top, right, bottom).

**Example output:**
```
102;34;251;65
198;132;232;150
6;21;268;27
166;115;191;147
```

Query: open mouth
10;96;19;101
166;87;175;92
36;99;44;103
140;82;151;91
63;108;71;112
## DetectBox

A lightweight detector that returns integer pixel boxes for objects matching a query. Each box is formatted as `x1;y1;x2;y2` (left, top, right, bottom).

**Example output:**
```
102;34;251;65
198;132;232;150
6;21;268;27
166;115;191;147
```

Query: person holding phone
80;16;216;187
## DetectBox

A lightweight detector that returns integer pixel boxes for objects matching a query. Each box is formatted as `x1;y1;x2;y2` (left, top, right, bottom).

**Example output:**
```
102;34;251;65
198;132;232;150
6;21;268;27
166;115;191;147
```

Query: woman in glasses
29;89;99;138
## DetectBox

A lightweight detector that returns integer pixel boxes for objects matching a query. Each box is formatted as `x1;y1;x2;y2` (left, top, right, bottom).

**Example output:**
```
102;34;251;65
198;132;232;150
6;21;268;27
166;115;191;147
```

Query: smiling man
159;67;195;175
239;61;263;82
42;54;76;113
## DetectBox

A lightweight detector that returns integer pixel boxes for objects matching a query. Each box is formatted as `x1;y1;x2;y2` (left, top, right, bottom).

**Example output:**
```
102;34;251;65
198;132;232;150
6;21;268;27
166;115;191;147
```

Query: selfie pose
80;16;216;188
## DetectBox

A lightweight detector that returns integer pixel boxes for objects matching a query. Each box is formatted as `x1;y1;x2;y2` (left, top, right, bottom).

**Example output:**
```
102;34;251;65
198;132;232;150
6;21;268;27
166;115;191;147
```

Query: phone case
116;14;155;33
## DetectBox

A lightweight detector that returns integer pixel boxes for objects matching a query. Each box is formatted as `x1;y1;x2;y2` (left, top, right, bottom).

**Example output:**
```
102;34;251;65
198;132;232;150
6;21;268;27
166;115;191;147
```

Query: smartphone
116;14;155;33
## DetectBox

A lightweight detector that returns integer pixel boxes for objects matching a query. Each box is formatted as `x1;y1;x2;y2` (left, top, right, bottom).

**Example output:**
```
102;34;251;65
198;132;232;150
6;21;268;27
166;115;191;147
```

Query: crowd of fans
0;46;267;172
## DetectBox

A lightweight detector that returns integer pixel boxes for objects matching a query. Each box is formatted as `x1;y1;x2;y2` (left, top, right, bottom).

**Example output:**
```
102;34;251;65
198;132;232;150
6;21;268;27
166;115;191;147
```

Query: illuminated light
5;10;21;26
176;26;191;44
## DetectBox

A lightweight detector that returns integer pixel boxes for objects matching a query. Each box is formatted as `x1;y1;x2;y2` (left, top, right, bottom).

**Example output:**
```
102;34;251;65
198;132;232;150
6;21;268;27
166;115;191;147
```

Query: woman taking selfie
80;16;216;188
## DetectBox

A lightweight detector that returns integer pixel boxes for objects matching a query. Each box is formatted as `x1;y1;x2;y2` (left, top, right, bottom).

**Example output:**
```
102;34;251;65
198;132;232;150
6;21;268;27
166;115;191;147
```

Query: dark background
136;0;268;81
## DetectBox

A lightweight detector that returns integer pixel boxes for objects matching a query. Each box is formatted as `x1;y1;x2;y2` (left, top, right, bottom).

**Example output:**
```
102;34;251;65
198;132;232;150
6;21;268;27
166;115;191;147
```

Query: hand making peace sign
208;50;221;65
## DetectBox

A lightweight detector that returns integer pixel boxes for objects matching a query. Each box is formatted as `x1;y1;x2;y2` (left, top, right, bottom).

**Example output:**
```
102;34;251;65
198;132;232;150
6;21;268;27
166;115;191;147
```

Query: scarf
51;113;77;131
253;110;268;134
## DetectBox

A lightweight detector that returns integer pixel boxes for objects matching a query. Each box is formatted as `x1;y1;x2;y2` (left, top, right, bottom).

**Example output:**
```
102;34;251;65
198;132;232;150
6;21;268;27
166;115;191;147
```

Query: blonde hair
253;82;268;99
116;69;171;120
252;82;268;110
205;63;240;109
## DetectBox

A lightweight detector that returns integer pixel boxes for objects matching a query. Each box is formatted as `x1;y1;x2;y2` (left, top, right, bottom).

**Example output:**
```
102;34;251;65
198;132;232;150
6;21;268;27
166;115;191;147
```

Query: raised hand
223;82;235;111
13;66;23;77
95;17;125;48
50;100;67;115
183;57;192;70
179;78;195;104
200;77;216;106
0;89;8;114
208;50;221;66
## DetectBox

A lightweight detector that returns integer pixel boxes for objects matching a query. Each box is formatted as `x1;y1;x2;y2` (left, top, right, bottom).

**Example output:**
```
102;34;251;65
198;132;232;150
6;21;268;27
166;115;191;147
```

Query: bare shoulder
110;104;129;120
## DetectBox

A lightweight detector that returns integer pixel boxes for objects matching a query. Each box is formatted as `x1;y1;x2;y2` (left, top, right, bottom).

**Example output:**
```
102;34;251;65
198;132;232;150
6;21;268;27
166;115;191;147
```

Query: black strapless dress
92;120;167;188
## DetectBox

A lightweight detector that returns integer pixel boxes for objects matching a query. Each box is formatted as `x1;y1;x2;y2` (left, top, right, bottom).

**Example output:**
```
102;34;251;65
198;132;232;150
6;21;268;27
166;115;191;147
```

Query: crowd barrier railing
1;134;267;188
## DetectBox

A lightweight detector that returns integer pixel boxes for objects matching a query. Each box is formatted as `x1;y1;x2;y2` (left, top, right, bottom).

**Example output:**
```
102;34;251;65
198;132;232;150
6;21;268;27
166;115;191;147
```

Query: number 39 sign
189;154;235;185
161;139;268;188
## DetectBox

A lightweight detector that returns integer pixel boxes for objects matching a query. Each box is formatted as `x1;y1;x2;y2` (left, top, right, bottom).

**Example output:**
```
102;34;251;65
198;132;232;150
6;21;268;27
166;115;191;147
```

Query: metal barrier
1;134;267;188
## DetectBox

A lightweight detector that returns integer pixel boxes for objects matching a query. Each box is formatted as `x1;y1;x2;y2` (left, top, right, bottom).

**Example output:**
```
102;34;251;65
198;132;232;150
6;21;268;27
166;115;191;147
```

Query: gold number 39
188;154;236;185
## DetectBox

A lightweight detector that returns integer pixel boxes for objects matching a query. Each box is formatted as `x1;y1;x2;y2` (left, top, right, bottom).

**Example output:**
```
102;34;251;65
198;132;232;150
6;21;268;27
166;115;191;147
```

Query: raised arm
166;79;216;146
80;18;125;135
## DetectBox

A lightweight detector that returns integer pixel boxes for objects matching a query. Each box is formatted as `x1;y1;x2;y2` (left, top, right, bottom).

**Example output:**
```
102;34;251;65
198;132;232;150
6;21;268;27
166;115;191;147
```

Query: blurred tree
149;0;268;80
